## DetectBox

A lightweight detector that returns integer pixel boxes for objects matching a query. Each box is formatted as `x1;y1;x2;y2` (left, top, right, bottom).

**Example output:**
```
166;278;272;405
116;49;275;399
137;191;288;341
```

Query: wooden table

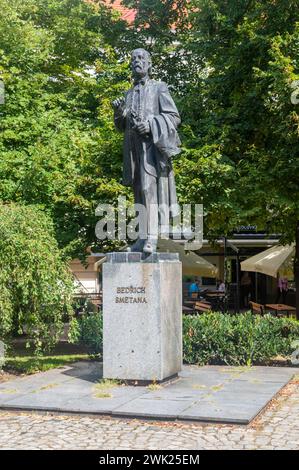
204;292;225;312
265;304;296;318
205;293;225;298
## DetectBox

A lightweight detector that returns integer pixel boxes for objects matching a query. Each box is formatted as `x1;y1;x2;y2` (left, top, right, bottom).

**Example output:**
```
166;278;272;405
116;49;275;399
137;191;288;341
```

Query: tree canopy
0;0;130;258
0;0;298;251
185;0;299;241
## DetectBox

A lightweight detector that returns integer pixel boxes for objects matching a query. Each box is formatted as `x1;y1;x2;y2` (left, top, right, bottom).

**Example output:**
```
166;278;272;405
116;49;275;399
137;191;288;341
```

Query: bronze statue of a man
112;48;181;254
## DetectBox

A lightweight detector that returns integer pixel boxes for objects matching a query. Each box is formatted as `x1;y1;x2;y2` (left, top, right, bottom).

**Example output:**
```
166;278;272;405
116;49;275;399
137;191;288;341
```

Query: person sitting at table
217;279;225;292
189;278;201;298
275;275;288;304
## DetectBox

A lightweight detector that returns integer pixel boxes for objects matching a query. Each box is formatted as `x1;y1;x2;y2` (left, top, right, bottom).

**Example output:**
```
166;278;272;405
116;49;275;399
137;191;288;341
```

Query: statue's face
131;49;151;78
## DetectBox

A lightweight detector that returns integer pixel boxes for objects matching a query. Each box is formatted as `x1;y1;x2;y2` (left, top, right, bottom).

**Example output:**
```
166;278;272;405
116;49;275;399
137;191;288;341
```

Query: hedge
69;311;299;366
183;312;299;366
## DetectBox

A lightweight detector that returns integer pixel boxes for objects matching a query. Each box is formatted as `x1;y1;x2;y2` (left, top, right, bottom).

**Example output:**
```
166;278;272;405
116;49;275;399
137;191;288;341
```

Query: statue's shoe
126;238;144;252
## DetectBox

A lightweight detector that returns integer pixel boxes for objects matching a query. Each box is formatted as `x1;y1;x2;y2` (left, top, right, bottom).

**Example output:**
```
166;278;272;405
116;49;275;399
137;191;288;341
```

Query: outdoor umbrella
157;238;218;277
95;239;218;278
240;244;295;278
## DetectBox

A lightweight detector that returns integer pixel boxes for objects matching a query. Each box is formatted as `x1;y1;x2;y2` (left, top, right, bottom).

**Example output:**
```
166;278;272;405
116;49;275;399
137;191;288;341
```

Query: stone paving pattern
0;376;298;449
0;363;295;424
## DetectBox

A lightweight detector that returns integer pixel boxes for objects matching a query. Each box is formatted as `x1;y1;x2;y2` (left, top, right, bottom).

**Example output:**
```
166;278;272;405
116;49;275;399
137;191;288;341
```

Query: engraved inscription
115;286;147;304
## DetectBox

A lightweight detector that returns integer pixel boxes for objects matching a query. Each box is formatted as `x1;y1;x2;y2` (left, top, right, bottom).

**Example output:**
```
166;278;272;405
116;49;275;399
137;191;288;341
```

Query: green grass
94;379;121;391
4;353;89;375
147;382;162;391
93;379;121;399
94;392;112;399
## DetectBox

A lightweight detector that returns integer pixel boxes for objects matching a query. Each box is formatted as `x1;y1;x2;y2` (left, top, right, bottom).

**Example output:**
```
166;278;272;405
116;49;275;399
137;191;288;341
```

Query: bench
194;301;212;313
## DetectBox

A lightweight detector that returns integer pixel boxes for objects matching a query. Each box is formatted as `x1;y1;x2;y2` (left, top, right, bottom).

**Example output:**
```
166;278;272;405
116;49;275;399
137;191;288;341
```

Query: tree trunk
296;221;299;321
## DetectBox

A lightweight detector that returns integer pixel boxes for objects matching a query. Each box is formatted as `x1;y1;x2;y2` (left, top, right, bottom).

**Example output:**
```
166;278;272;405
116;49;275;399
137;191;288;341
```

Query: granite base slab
0;362;295;424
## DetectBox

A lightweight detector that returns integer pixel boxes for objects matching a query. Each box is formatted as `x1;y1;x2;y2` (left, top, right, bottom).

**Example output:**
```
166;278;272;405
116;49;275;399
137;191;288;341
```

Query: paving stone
0;363;297;449
112;397;195;419
0;363;285;422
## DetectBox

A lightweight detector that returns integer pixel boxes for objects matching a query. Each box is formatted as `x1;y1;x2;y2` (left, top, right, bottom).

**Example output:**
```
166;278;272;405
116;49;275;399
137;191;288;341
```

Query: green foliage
69;310;299;366
0;0;128;258
68;313;103;357
123;0;299;314
174;145;238;235
0;203;74;352
183;312;299;366
123;0;299;241
1;0;298;253
123;0;195;92
183;0;299;240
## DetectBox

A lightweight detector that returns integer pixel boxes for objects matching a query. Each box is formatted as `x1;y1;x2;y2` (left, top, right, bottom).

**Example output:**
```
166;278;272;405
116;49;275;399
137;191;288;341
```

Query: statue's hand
112;97;125;111
135;121;150;135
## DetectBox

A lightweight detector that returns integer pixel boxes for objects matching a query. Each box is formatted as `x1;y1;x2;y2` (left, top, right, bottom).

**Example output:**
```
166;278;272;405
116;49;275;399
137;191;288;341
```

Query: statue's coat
114;79;181;217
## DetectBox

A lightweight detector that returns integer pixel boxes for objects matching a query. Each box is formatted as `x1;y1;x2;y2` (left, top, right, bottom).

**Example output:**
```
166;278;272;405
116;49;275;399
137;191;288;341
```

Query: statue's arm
112;96;126;132
150;82;181;162
158;82;181;128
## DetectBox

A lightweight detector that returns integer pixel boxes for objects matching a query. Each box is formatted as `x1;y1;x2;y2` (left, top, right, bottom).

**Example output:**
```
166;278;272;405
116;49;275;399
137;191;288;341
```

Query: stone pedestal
103;252;182;382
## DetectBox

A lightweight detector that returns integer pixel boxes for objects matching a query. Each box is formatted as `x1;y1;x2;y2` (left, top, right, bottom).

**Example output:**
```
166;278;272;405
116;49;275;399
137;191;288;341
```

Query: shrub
68;313;103;357
183;312;299;366
0;203;74;353
68;311;299;366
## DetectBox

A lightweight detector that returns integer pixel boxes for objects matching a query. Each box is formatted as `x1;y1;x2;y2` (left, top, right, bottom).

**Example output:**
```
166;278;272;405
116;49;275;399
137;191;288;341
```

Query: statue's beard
133;65;148;78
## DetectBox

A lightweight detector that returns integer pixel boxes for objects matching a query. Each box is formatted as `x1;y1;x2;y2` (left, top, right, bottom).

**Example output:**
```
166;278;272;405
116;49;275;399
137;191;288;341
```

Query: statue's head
131;48;152;78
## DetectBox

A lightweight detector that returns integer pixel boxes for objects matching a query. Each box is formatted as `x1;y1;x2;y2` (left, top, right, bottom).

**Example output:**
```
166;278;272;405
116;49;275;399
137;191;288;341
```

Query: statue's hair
131;48;152;75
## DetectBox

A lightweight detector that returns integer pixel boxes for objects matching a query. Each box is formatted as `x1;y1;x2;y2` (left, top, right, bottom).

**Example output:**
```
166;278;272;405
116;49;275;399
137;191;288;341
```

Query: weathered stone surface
0;363;295;425
0;377;298;449
103;253;182;382
112;396;194;419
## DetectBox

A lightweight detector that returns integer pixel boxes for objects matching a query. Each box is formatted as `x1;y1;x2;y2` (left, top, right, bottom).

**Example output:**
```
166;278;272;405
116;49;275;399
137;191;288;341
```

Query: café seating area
249;301;296;318
183;291;296;318
183;288;226;314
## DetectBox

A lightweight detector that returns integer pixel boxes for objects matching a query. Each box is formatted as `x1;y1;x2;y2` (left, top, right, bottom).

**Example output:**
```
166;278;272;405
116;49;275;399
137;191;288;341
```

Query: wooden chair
188;292;197;299
194;301;212;313
249;301;265;316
